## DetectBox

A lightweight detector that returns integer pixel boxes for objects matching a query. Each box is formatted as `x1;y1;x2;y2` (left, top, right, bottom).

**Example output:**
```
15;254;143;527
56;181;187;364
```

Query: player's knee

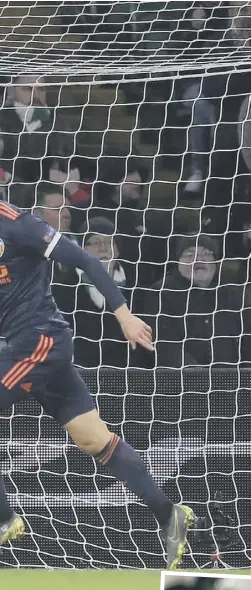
65;409;112;455
74;426;112;455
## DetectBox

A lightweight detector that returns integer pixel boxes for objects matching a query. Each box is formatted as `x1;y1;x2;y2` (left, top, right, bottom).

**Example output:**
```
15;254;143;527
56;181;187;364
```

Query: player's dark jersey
0;201;68;341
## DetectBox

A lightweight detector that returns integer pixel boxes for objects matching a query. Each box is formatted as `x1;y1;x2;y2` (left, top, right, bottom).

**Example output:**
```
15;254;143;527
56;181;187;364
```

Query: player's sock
0;472;13;524
95;434;173;526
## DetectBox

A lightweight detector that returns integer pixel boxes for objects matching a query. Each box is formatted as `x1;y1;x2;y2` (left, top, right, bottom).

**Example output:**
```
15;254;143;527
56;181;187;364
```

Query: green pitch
0;569;160;590
0;569;250;590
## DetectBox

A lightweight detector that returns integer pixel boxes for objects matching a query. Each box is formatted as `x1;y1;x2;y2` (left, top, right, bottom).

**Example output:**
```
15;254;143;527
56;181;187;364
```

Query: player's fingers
143;341;154;352
137;335;154;351
141;328;153;343
141;321;152;334
143;325;152;339
141;322;152;335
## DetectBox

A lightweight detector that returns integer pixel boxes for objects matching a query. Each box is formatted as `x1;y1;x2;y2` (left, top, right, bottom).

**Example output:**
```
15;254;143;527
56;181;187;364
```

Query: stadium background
0;0;251;577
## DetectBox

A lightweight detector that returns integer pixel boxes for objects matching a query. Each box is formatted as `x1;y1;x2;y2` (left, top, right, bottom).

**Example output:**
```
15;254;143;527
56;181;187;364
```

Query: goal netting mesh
1;0;251;572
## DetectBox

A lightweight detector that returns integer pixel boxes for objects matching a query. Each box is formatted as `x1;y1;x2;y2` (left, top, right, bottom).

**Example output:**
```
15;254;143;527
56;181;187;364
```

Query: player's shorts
0;327;95;426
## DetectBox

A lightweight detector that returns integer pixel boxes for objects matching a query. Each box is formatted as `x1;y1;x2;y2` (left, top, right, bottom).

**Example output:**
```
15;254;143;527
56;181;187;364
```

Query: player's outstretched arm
49;235;154;352
45;231;152;352
10;211;153;352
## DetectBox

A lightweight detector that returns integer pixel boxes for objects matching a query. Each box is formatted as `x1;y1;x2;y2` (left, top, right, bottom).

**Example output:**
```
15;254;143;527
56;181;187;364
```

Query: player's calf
65;410;194;569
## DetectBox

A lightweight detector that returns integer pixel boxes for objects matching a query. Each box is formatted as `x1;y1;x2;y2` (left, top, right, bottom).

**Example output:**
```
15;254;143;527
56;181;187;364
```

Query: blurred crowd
2;1;251;370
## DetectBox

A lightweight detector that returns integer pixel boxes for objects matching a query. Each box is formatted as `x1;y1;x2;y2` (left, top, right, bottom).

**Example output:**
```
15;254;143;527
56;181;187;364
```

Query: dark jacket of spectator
91;150;166;286
93;151;148;230
42;155;94;233
0;75;52;183
139;234;251;369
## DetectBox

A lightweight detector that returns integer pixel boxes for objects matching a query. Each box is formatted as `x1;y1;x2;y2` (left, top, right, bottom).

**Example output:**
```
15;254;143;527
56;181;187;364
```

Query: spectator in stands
140;234;251;369
34;181;71;234
93;150;148;231
181;4;251;197
73;216;132;368
92;150;165;286
179;66;251;258
0;74;52;183
42;156;93;232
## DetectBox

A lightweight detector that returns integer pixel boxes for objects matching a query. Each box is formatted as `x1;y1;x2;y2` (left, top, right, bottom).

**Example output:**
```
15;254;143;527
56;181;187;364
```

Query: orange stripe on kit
100;434;120;465
1;335;54;390
0;203;20;220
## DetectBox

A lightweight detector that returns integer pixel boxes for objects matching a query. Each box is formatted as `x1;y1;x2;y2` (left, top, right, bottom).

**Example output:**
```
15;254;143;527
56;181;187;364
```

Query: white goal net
0;0;251;572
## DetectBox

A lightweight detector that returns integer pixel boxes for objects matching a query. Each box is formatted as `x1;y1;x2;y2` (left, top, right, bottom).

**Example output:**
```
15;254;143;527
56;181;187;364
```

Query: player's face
14;75;47;106
178;246;216;287
43;193;71;233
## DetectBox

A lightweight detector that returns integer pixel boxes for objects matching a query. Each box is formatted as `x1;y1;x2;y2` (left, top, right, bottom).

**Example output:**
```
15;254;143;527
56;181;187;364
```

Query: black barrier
0;369;251;569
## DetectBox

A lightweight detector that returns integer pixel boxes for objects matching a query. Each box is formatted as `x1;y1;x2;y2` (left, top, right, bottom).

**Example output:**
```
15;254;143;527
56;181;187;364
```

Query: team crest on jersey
43;225;55;244
0;238;5;257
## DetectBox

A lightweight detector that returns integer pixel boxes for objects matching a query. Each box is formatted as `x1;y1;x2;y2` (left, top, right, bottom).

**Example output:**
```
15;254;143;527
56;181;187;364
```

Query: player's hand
115;304;154;351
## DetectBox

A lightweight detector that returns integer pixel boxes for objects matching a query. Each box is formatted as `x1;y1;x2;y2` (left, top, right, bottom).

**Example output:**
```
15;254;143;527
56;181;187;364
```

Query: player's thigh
42;362;96;426
45;363;111;453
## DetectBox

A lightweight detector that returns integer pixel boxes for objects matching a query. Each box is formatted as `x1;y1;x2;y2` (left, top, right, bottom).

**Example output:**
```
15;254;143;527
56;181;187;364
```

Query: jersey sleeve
10;211;61;257
9;210;125;312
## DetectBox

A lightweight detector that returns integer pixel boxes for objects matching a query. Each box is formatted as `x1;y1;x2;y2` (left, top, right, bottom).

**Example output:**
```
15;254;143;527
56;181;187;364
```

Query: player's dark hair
36;182;70;207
